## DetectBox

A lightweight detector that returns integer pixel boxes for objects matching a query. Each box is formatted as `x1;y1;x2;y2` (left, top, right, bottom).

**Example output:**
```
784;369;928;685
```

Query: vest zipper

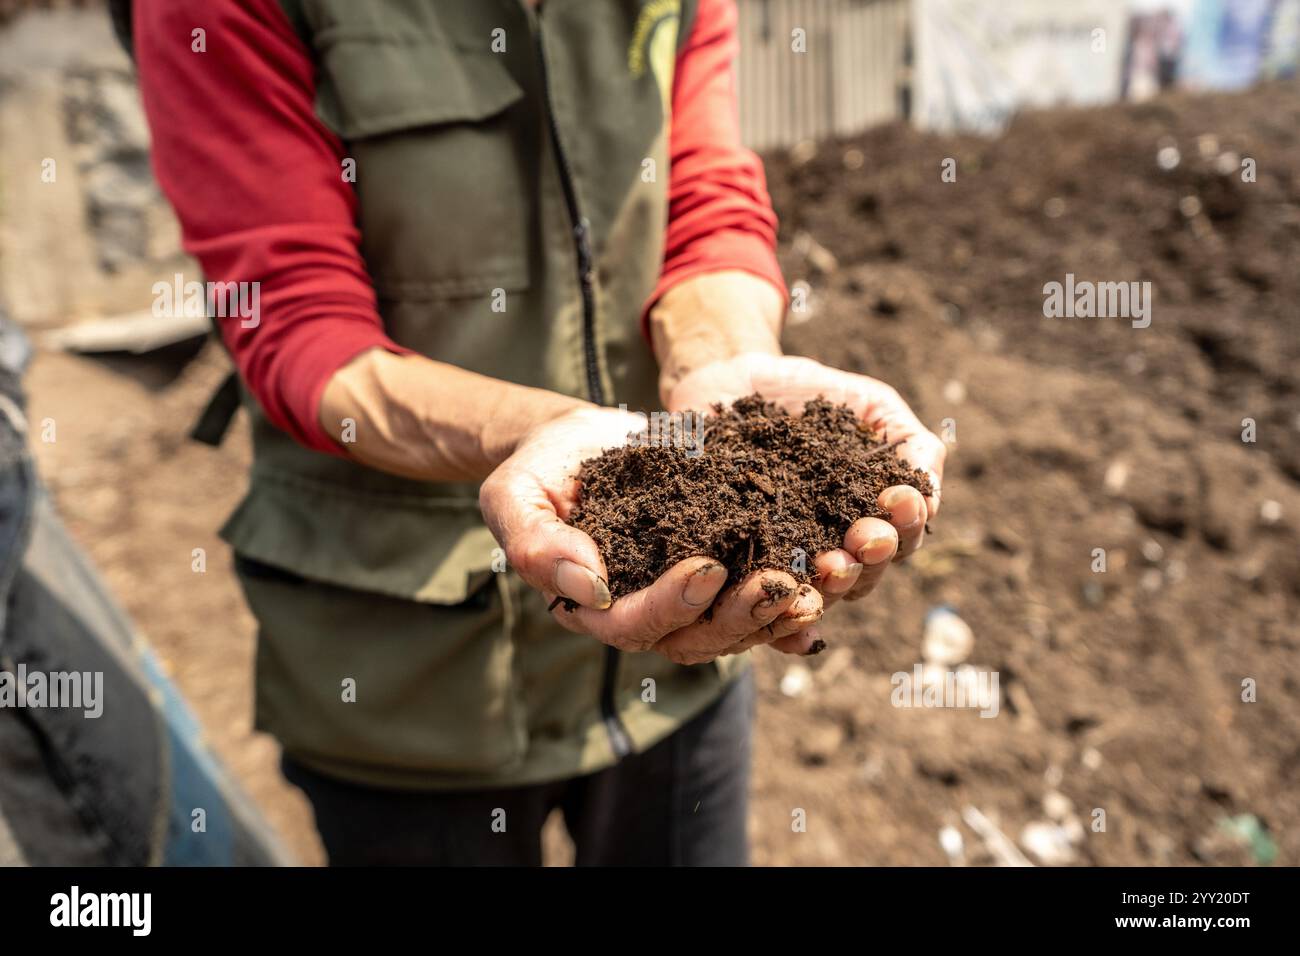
533;17;632;761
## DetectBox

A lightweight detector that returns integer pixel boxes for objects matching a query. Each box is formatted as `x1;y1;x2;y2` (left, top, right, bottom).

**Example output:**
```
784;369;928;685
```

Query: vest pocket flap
315;37;525;140
220;473;500;605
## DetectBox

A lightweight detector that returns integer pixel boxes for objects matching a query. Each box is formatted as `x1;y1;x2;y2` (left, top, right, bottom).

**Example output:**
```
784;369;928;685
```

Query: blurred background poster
1122;0;1194;100
1181;0;1299;89
914;0;1300;131
912;0;1131;133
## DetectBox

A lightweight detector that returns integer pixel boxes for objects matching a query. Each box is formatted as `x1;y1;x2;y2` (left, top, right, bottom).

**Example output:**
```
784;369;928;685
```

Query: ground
25;81;1300;866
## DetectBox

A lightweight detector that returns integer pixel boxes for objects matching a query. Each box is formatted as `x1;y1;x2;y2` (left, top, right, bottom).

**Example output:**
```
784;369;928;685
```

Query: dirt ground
25;81;1300;866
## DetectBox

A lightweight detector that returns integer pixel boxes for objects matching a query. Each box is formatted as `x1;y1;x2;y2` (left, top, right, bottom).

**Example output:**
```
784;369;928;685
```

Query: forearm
649;270;785;403
319;348;587;482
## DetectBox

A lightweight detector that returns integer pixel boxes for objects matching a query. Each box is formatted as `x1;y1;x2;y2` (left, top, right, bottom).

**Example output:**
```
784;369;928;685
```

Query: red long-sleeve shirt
136;0;784;453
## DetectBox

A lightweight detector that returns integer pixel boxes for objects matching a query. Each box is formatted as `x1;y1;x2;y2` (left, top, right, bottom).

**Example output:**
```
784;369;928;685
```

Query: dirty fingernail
881;486;923;525
753;579;794;618
804;628;826;655
683;562;727;606
823;562;863;593
879;486;912;509
856;533;898;566
555;559;611;609
791;584;823;617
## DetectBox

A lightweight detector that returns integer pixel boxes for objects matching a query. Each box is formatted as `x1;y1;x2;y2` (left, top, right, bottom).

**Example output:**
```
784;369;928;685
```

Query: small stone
1156;145;1181;170
780;663;813;698
1043;790;1074;821
1103;461;1129;494
1140;539;1165;563
1140;568;1164;593
792;231;838;275
1044;197;1066;218
1021;821;1077;865
922;606;975;666
1081;747;1103;771
938;825;965;863
1179;195;1203;218
1215;151;1240;176
942;380;966;404
842;147;865;170
1260;500;1282;525
1196;133;1220;158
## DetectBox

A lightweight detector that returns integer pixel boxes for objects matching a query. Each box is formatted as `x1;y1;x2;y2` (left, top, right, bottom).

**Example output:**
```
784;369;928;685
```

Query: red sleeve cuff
271;325;415;455
642;228;788;334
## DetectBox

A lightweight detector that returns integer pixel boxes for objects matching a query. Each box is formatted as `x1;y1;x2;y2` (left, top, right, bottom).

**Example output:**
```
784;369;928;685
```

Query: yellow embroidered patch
628;0;681;109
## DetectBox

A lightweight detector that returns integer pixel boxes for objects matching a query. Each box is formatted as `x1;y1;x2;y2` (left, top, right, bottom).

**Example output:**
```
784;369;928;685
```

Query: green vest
200;0;746;788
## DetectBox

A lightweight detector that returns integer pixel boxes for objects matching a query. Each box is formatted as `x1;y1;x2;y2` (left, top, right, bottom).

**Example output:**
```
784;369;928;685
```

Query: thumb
480;469;612;609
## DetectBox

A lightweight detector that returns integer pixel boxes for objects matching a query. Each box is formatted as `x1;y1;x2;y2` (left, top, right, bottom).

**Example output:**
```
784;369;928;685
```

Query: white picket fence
735;0;911;150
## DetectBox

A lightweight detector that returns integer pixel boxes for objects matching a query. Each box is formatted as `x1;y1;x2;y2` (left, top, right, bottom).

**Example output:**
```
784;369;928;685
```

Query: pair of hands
478;352;945;664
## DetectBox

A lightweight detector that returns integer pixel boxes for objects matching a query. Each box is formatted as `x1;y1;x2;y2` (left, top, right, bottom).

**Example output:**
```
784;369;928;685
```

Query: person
119;0;945;865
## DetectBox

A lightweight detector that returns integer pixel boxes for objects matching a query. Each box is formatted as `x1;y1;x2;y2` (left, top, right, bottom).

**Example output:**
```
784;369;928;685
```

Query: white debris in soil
779;663;813;698
962;806;1034;867
938;825;965;864
1103;460;1129;494
922;606;974;666
1021;821;1079;865
1043;790;1074;821
1259;499;1282;525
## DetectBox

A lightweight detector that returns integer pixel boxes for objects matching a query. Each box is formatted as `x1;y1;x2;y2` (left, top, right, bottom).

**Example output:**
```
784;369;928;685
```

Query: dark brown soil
570;394;931;598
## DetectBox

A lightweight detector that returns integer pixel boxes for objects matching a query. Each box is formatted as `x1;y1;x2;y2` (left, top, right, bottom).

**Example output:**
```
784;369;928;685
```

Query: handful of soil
569;394;933;599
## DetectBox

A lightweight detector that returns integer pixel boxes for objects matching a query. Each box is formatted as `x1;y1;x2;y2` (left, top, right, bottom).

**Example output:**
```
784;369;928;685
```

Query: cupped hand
663;352;946;636
480;405;818;661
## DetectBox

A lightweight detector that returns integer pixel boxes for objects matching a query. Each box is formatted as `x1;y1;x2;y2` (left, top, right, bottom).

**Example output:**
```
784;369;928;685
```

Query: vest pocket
313;34;533;300
238;555;529;778
220;468;498;606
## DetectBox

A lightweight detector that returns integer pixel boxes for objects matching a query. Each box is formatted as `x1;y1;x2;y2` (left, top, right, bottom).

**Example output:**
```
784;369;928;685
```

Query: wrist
321;347;588;479
476;385;590;466
649;270;784;403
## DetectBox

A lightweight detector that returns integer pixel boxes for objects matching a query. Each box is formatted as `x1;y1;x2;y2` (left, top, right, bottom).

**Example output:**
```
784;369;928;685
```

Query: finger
654;571;799;665
878;485;927;562
769;625;825;656
723;584;824;654
839;372;945;519
812;548;862;605
843;517;898;601
896;430;947;520
767;584;824;638
557;556;727;651
481;472;612;609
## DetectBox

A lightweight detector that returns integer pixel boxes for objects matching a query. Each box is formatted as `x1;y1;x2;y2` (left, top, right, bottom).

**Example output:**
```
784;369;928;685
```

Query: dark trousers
282;671;755;866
